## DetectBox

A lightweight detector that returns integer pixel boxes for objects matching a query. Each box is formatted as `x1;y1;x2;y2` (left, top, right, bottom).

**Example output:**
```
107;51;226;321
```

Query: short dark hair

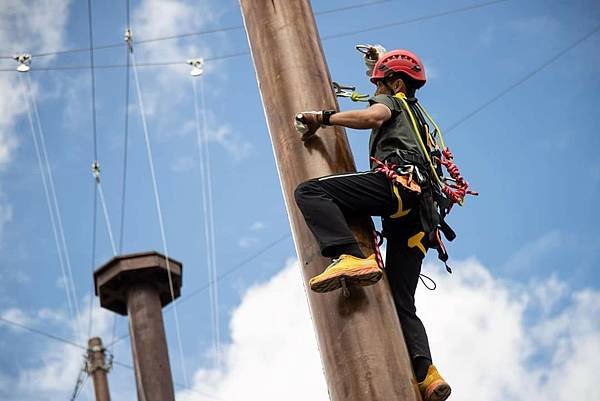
385;73;418;96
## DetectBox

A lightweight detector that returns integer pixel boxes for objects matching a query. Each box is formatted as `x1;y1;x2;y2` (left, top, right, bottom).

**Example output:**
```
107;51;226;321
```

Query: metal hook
355;44;372;55
332;81;356;97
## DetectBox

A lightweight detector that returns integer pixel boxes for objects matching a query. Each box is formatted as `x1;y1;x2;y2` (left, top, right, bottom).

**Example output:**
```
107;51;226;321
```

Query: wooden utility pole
94;251;182;401
240;1;421;400
86;337;112;401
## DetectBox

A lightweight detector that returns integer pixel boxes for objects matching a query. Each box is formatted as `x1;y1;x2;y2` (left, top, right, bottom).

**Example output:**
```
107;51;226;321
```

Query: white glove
364;44;386;77
294;111;323;141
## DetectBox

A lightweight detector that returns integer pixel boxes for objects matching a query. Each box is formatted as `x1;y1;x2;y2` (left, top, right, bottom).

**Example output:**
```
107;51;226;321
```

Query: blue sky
0;0;598;400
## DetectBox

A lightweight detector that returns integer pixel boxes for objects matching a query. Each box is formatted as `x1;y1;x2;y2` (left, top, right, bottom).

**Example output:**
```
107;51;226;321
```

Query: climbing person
293;47;474;401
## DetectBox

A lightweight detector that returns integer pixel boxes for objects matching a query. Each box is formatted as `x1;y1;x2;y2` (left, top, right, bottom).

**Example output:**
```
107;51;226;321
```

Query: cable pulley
13;53;32;72
187;58;204;77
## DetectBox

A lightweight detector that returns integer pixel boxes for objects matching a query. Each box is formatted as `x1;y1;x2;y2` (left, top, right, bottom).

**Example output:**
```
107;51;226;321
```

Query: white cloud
1;308;30;328
171;156;196;172
176;257;599;401
0;297;135;401
131;0;219;120
250;221;266;231
237;236;258;249
0;192;13;243
208;124;253;162
177;259;328;401
0;0;70;248
501;230;562;274
130;0;252;160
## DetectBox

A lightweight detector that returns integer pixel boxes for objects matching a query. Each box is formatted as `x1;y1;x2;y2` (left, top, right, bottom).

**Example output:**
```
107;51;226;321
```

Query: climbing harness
372;228;385;271
367;94;477;278
393;93;478;209
332;81;369;102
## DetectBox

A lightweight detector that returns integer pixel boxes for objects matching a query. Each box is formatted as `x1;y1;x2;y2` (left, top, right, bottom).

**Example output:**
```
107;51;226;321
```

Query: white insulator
187;58;204;77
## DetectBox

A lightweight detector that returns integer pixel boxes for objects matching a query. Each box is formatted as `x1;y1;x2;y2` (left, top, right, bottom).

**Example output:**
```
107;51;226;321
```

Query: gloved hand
364;44;386;77
294;111;323;141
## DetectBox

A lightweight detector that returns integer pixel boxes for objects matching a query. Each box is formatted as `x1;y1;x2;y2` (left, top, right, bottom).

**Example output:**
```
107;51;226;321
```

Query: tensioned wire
0;315;225;401
0;0;511;72
86;0;119;348
21;76;76;331
130;48;190;387
23;74;85;345
70;368;90;401
112;0;133;355
192;76;221;368
106;232;292;348
96;178;118;255
23;72;95;401
0;0;395;59
200;77;221;368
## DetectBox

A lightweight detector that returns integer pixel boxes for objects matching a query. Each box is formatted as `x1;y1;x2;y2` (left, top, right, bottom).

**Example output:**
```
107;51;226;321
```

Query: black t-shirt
368;94;427;169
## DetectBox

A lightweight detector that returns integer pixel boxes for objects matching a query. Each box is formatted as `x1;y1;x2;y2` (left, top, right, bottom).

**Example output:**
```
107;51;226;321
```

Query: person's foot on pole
418;364;451;401
309;254;382;293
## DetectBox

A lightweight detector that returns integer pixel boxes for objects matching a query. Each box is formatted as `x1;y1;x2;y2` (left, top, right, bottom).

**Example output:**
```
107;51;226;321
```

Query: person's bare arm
295;103;392;141
329;103;391;129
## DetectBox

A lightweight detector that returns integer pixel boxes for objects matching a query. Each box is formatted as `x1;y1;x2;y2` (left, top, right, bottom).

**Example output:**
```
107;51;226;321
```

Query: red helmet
370;49;426;88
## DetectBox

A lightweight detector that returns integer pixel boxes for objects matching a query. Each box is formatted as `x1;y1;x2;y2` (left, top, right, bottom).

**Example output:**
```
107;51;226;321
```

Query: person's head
370;49;426;96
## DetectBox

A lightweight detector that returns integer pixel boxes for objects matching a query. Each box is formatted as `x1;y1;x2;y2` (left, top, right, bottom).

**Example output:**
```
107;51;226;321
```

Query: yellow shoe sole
423;380;451;401
309;266;383;293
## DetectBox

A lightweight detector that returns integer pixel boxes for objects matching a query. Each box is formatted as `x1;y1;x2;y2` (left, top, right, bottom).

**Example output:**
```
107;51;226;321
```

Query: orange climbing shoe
309;254;382;293
418;365;451;401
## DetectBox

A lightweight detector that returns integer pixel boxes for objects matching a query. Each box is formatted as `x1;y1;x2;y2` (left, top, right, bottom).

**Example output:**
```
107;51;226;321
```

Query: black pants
294;171;432;364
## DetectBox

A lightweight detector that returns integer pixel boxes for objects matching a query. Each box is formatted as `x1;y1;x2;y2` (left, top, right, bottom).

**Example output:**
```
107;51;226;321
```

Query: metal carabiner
355;44;372;55
332;81;356;97
332;81;370;103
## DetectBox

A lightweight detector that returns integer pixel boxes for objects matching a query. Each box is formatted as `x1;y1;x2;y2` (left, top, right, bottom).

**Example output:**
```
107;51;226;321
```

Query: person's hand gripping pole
294;110;336;142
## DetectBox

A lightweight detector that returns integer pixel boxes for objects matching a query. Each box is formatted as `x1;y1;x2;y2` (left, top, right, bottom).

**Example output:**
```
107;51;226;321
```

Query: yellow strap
393;93;444;187
390;184;411;219
415;102;446;150
408;231;426;256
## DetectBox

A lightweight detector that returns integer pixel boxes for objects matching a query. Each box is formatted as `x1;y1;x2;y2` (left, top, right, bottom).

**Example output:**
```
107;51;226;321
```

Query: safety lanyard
393;93;445;187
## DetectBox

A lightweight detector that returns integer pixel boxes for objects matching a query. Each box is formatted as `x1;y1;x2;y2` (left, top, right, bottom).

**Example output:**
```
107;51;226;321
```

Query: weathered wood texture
239;1;421;400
